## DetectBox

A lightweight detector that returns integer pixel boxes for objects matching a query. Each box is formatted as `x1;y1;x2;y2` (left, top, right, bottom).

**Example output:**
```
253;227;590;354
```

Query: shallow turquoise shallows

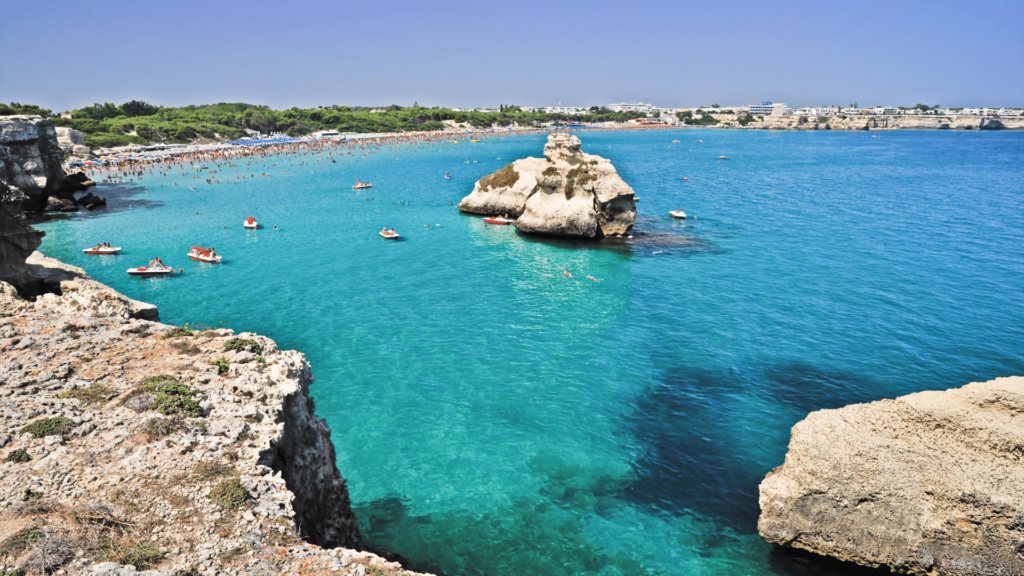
35;130;1024;576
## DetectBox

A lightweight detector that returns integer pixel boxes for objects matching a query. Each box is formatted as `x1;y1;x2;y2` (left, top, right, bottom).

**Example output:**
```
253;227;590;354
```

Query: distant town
434;101;1023;121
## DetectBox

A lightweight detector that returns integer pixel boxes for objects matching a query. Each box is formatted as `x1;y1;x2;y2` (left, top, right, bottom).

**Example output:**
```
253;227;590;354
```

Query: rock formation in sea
0;115;98;212
758;376;1024;575
458;133;636;238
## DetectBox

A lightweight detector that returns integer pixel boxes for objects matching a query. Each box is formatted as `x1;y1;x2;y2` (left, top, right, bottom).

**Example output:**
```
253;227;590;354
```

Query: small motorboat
380;231;400;240
83;246;121;255
244;216;258;229
188;247;222;263
670;210;687;219
127;264;173;277
672;140;680;143
483;216;512;225
719;156;728;160
353;182;372;189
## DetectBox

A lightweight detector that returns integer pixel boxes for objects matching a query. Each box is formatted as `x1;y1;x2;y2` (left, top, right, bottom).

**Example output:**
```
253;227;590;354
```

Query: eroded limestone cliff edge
0;257;432;576
458;133;636;238
758;376;1024;576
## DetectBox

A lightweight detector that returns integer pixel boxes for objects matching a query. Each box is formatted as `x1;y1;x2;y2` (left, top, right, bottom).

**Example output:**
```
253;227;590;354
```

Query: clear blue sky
2;0;1021;111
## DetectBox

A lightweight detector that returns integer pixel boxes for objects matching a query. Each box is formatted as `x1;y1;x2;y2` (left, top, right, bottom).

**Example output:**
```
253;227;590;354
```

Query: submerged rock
458;133;636;238
758;376;1024;575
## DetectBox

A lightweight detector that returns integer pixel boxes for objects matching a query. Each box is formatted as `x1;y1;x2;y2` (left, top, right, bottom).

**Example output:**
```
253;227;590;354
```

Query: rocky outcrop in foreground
0;182;46;292
0;115;99;212
759;376;1024;575
0;270;432;576
458;133;636;238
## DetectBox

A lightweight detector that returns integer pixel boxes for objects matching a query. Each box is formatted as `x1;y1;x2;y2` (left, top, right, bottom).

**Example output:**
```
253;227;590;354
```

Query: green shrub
737;114;757;126
208;358;230;375
209;479;249;509
153;383;199;417
223;337;262;355
0;526;43;558
19;417;74;439
161;325;195;339
478;164;519;191
120;374;179;407
95;531;164;570
83;132;146;149
140;374;179;390
60;383;113;404
255;356;267;369
4;448;30;463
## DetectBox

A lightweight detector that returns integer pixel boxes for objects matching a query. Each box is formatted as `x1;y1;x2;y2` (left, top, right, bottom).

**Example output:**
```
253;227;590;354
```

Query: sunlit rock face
459;133;636;239
759;376;1024;576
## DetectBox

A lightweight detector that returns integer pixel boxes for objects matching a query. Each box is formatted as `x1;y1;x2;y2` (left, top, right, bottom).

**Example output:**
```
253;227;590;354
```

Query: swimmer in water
273;226;278;230
563;271;573;278
587;276;602;282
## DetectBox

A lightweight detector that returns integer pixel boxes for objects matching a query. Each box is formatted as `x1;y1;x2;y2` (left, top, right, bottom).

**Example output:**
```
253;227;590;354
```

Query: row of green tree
29;101;642;149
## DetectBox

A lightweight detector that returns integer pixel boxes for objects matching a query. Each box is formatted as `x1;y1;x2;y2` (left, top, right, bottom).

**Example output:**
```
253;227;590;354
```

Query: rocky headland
458;133;636;239
1;116;105;213
759;376;1024;575
0;115;431;576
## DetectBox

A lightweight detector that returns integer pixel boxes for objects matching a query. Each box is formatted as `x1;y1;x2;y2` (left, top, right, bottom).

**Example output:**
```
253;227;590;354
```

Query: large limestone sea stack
458;133;636;238
758;376;1024;575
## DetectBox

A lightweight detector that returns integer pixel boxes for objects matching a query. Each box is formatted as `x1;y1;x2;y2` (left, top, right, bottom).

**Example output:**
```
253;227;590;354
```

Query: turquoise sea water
35;130;1024;575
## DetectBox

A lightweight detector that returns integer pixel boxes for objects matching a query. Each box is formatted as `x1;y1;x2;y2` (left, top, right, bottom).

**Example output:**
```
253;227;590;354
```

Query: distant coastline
686;113;1024;131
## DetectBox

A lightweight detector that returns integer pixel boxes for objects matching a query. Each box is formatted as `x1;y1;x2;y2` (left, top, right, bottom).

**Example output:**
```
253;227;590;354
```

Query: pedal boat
353;183;372;190
83;246;121;255
188;247;222;263
670;210;687;219
244;216;258;229
127;264;173;276
380;231;400;240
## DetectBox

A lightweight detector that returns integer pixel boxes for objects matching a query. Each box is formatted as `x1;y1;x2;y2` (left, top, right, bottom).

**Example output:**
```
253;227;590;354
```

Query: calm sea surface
35;129;1024;576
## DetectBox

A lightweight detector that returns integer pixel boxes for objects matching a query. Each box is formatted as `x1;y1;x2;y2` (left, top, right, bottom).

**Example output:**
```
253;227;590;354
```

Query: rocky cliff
0;182;46;293
758;376;1024;575
0;115;99;212
0;116;67;212
0;261;432;576
458;133;636;238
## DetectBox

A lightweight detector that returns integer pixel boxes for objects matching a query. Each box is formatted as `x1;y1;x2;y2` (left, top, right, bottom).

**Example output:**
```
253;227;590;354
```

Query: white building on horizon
608;101;655;114
748;102;788;116
544;106;589;115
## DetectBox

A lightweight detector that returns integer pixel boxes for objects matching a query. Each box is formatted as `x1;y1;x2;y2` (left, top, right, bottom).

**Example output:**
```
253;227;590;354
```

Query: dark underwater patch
617;361;880;534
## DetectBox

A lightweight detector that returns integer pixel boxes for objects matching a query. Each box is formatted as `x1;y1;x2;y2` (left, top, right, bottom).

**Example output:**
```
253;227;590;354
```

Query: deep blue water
35;129;1024;575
